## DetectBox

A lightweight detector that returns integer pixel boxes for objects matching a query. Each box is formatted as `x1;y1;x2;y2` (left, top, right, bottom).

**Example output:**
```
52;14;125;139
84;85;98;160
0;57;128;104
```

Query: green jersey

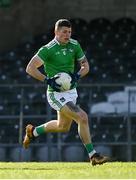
36;38;85;91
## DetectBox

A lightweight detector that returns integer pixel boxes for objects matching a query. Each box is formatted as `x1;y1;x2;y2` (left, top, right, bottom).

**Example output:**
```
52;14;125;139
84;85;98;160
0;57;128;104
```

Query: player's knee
78;111;88;124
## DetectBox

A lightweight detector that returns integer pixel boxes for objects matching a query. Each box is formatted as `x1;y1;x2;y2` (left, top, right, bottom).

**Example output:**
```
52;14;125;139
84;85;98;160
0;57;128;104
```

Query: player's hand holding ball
69;72;81;88
45;76;61;92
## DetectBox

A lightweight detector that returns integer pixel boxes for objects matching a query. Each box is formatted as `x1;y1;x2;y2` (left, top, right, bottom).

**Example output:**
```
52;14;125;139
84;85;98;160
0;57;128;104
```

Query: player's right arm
26;54;61;91
26;55;46;82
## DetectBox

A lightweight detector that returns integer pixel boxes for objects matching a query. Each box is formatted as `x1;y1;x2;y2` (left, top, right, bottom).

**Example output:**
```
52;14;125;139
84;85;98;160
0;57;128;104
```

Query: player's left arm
70;57;89;86
75;41;89;78
78;57;89;78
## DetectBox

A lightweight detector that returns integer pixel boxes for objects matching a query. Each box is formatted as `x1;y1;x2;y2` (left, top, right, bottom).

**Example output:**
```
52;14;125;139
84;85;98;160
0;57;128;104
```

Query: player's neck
54;37;68;46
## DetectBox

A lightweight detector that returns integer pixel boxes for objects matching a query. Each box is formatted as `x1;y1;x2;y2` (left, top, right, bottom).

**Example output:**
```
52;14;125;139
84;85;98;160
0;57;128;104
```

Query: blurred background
0;0;136;162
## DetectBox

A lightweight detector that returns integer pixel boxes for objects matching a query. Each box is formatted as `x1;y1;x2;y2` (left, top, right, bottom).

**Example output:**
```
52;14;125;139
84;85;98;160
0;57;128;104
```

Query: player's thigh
57;110;73;130
60;101;87;123
47;88;78;111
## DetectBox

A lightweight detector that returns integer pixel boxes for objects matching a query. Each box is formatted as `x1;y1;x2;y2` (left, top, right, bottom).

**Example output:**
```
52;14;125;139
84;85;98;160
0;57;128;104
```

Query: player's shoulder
45;39;57;49
69;38;79;45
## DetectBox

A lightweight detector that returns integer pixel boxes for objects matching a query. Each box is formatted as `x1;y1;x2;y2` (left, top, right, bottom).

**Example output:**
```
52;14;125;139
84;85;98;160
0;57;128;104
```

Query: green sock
35;125;45;135
85;143;94;154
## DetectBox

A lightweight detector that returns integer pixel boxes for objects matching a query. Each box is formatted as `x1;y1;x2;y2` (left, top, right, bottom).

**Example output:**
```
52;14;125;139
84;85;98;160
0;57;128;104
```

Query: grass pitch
0;162;136;179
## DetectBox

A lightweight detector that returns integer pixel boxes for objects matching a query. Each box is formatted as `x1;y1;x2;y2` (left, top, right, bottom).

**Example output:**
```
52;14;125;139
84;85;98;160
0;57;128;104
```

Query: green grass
0;162;136;179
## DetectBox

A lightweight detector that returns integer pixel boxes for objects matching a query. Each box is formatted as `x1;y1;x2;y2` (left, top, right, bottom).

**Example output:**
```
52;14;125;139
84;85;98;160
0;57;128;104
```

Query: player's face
55;27;72;44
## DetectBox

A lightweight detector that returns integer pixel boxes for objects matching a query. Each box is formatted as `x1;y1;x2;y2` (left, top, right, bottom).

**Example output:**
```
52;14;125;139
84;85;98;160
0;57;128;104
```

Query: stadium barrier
0;83;136;162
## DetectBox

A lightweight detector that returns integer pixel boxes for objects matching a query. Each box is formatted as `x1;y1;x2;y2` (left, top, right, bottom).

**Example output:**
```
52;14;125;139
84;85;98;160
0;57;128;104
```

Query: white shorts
47;88;78;111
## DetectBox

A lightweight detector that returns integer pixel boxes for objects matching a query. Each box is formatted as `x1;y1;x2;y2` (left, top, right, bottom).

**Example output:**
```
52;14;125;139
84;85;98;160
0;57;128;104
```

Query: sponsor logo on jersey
61;49;67;55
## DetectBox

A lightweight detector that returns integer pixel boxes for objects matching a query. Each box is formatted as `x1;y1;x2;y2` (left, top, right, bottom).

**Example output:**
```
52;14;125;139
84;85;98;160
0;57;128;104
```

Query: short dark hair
55;19;71;30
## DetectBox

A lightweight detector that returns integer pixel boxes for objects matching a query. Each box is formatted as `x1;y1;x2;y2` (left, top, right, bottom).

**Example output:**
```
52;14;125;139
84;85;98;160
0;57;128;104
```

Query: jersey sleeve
36;46;48;61
75;42;86;61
